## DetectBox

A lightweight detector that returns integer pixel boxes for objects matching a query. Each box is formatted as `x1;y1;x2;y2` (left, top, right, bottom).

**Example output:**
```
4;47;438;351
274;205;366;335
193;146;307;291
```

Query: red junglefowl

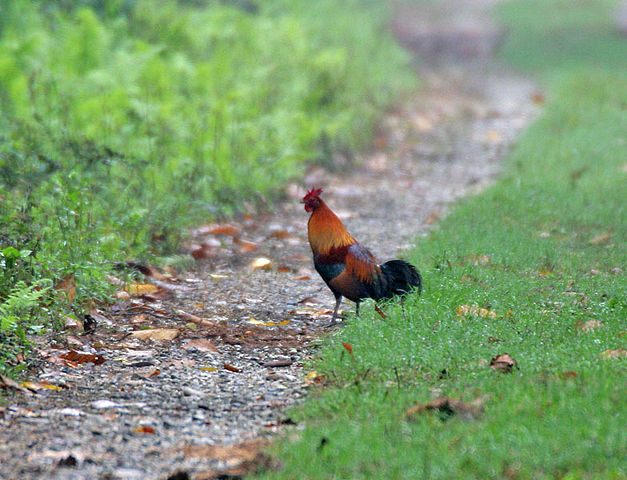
302;187;422;324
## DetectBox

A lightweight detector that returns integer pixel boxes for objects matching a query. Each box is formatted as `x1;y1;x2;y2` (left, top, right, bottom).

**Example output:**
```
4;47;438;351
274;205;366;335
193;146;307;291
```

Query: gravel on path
0;2;538;479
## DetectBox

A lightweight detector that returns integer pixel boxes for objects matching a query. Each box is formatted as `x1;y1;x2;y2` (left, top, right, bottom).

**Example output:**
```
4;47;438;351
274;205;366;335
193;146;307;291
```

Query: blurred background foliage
0;0;415;362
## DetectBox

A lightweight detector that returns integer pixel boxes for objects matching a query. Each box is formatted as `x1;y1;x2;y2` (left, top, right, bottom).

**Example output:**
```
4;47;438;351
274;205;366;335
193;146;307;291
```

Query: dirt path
0;2;538;479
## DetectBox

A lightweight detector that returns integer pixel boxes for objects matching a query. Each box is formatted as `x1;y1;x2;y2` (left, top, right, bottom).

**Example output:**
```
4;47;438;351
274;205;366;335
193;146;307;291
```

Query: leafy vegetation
260;1;627;478
0;0;415;373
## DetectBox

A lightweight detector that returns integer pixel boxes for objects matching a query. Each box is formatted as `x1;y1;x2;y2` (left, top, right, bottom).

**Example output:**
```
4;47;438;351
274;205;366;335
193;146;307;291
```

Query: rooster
302;187;421;323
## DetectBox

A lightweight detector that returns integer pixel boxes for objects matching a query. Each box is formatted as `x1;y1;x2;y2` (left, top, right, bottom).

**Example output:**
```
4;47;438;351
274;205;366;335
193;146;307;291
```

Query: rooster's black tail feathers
378;259;422;300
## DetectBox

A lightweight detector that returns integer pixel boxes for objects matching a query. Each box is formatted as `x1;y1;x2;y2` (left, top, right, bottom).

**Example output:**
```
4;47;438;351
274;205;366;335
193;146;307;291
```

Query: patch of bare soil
0;2;538;479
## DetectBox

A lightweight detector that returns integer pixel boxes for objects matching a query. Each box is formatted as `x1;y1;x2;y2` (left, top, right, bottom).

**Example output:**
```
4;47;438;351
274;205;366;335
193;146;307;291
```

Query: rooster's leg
355;301;360;317
330;294;343;324
374;304;387;320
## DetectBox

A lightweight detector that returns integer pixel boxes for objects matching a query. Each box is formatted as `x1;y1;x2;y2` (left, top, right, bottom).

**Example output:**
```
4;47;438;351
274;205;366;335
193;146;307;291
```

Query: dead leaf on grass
55;274;76;303
600;348;627;361
531;92;545;104
577;320;604;333
132;328;179;341
406;395;489;421
490;353;518;373
456;305;497;319
60;350;105;365
560;371;577;378
182;339;219;353
342;342;355;358
588;233;611;245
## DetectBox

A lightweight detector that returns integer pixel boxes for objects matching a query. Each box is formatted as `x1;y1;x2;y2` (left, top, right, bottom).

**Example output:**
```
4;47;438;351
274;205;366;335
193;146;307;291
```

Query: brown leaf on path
531;92;545;104
0;375;35;395
277;266;291;272
600;348;627;361
175;309;216;328
206;223;241;236
425;211;440;224
489;353;518;373
126;283;159;296
190;243;219;260
233;237;259;253
224;363;241;373
55;274;76;304
60;350;105;365
21;381;64;391
406;395;489;421
134;426;155;434
183;339;219;353
132;328;179;341
485;130;502;143
182;439;274;480
295;275;311;280
262;359;293;368
269;229;292;240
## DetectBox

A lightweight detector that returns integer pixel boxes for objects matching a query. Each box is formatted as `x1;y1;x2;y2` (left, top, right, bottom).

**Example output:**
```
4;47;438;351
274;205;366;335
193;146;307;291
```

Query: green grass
259;1;627;478
0;0;415;374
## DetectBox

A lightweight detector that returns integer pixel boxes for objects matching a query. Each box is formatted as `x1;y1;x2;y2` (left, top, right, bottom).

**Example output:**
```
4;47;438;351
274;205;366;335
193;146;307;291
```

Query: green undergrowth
260;1;626;478
0;0;415;374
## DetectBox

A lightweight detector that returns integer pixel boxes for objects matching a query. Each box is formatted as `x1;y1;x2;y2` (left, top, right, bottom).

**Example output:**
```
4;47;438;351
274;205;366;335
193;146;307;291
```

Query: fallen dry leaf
247;316;290;327
134;426;155;434
206;223;241;236
600;348;627;361
190;243;219;260
0;374;34;395
132;328;179;341
183;339;219;353
60;350;105;365
126;283;159;296
425;211;440;224
200;367;218;372
183;439;273;479
224;363;241;373
531;92;545;104
490;353;518;373
560;371;577;378
577;320;604;333
55;274;76;304
251;257;274;271
175;309;216;328
342;342;354;358
233;237;259;253
406;395;489;421
589;233;611;245
485;130;502;143
20;381;63;392
295;275;311;281
456;305;497;319
277;266;291;272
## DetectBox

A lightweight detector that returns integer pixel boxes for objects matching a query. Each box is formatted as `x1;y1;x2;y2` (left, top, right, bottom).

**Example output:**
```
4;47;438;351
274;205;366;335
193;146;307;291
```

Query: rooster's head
301;187;323;212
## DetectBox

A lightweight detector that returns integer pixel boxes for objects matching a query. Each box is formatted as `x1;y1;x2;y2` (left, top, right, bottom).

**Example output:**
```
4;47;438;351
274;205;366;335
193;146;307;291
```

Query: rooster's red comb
302;187;323;201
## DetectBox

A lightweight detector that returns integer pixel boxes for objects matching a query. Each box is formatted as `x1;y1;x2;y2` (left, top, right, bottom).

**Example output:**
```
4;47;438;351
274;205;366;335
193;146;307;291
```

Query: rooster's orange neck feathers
307;199;355;254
